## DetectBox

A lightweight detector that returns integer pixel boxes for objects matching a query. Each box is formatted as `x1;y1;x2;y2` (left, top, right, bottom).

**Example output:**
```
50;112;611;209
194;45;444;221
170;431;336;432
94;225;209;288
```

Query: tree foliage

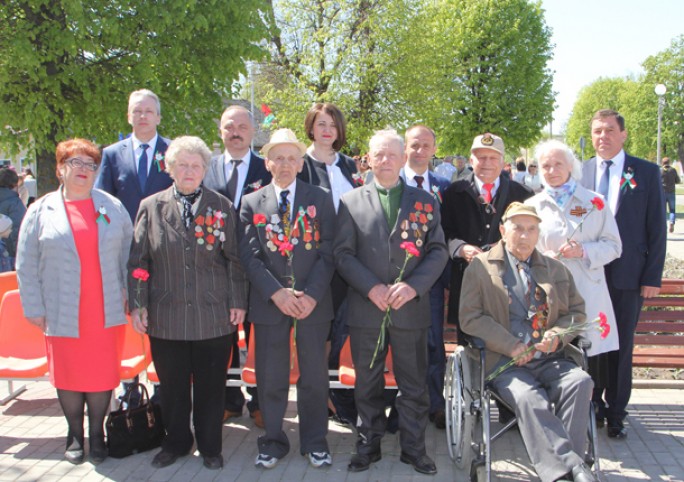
565;35;684;162
0;0;267;192
391;0;555;156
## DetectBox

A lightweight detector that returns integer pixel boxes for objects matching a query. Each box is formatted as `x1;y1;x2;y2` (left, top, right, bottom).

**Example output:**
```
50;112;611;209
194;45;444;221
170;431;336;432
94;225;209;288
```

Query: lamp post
655;83;667;165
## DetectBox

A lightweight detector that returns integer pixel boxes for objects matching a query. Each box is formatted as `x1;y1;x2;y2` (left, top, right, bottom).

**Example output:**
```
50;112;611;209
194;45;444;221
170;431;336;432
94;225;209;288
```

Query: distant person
22;167;37;205
0;167;27;271
450;155;472;182
523;162;543;193
580;109;666;438
502;162;512;179
17;139;133;465
513;158;527;183
661;157;680;233
434;155;457;180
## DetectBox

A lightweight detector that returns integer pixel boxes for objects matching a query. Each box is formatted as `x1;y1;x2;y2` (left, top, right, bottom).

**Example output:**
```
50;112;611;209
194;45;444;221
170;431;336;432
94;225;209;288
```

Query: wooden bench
633;279;684;368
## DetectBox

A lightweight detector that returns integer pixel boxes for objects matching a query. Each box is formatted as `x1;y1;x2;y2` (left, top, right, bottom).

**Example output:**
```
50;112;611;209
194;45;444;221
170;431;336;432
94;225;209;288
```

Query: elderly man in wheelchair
453;203;598;482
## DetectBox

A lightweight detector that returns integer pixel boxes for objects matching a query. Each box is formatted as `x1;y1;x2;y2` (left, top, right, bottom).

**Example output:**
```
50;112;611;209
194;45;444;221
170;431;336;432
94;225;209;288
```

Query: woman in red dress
16;139;133;465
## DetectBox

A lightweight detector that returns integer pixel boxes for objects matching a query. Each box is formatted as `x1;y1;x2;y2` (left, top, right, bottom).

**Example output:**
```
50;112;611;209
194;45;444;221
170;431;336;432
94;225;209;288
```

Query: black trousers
349;325;429;458
150;334;232;457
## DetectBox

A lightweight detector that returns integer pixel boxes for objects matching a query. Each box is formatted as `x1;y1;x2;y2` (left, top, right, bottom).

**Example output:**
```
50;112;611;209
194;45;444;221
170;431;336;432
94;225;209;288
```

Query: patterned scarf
544;177;576;210
174;185;202;229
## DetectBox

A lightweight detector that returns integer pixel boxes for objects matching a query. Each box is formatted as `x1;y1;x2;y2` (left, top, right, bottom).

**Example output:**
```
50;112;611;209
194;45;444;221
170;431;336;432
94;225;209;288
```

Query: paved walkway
1;381;683;481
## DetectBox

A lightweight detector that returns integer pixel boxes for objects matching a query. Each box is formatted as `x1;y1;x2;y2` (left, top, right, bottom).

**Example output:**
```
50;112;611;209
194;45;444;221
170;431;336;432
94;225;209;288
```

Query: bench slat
634;335;684;346
639;311;684;322
636;321;684;333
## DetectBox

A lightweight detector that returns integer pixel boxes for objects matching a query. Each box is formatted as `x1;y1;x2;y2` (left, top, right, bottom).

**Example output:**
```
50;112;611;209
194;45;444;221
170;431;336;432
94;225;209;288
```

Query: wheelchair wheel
445;346;474;469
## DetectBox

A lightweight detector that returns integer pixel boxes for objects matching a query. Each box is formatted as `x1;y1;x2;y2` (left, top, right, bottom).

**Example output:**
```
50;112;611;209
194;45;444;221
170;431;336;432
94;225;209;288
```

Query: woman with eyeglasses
16;138;133;465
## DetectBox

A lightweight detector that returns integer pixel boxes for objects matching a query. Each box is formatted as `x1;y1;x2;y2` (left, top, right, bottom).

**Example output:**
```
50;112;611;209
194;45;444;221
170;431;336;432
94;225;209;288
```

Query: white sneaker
307;451;332;468
255;453;279;469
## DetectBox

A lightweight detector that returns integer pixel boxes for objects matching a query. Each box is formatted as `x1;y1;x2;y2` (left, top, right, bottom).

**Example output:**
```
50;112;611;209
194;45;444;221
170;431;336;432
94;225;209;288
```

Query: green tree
0;0;267;193
391;0;555;156
256;0;413;153
643;35;684;162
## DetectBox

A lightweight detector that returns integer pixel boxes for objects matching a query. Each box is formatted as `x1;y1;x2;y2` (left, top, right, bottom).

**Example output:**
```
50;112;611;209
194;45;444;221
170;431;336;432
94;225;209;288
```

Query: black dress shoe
607;424;628;439
595;416;605;429
151;450;181;468
348;451;381;472
400;452;437;475
89;433;107;465
65;441;84;465
202;454;223;470
90;448;108;465
571;462;598;482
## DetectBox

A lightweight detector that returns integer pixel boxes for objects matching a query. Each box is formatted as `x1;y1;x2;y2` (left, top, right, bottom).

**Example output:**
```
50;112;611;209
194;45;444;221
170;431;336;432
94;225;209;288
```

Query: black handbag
106;383;165;458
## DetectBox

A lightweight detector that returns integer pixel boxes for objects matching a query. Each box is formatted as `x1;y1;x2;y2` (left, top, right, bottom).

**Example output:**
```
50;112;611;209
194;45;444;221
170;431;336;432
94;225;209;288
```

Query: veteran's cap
471;133;505;158
501;202;542;223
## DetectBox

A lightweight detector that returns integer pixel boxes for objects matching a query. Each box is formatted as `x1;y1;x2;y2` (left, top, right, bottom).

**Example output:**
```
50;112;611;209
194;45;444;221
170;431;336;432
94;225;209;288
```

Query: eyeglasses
66;158;99;172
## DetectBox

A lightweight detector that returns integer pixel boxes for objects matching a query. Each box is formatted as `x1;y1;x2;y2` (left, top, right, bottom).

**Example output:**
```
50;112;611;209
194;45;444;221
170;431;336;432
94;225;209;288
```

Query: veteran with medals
334;129;448;475
239;129;336;469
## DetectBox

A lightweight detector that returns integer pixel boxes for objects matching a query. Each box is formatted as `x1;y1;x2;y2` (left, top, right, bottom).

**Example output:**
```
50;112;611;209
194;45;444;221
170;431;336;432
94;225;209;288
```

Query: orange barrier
338;337;397;388
0;289;48;404
118;317;149;381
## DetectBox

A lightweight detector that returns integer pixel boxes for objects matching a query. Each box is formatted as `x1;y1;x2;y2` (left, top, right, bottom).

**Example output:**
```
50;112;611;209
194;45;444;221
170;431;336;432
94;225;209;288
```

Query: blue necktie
138;144;149;191
598;160;613;199
279;190;290;220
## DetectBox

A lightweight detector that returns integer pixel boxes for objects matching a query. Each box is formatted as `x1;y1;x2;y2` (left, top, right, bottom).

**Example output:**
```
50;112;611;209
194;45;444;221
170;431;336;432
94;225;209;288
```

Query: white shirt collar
131;134;158;153
403;165;431;192
273;179;297;216
224;149;251;167
474;176;501;195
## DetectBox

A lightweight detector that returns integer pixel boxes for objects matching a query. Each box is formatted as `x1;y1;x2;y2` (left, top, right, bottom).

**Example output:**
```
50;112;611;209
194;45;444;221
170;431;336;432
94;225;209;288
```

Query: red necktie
483;183;494;203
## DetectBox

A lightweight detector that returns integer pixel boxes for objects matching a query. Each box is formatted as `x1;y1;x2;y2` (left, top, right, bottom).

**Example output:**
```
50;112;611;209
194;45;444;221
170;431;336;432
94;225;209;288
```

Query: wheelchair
445;336;601;481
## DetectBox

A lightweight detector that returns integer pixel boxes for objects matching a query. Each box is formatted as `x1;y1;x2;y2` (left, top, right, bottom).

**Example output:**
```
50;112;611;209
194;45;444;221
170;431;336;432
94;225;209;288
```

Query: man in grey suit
203;104;272;425
460;203;596;482
239;129;336;469
334;129;448;475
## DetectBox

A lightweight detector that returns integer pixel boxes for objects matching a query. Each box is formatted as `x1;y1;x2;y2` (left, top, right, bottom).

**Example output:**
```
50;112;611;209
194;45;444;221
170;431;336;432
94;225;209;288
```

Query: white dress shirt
132;134;158;175
314;153;353;212
595;149;625;215
403;165;432;193
224;150;251;207
273;180;297;220
474;176;501;199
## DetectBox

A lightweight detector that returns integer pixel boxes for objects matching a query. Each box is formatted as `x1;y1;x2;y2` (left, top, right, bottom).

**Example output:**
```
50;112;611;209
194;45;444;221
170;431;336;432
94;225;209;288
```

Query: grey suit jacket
17;188;133;337
239;180;335;326
334;181;448;330
128;186;248;341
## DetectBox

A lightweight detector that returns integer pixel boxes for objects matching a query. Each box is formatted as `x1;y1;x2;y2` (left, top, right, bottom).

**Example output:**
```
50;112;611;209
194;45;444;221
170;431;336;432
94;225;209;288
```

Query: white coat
526;184;621;356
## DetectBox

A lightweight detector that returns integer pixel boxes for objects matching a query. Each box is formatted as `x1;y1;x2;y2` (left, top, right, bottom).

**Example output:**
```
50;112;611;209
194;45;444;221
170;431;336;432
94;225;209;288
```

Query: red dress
46;198;124;392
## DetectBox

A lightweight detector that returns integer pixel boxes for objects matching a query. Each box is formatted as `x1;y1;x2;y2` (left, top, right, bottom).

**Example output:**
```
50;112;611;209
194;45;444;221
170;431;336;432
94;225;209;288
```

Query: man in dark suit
203;105;272;209
95;89;173;221
580;109;666;439
239;128;336;469
401;125;451;429
334;129;448;475
441;133;533;331
203;104;272;426
95;89;173;406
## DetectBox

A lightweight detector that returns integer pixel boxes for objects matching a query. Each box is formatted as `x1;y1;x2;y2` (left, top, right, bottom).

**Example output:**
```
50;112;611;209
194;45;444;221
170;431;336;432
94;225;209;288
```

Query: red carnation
132;268;150;281
400;241;420;258
590;197;605;211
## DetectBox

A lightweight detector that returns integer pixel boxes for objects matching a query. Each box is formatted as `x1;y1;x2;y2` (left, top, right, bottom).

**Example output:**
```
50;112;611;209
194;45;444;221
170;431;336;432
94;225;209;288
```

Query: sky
541;0;684;133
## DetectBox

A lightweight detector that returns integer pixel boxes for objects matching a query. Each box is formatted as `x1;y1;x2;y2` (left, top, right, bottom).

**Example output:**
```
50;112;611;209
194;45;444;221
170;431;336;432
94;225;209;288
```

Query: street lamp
655;83;667;165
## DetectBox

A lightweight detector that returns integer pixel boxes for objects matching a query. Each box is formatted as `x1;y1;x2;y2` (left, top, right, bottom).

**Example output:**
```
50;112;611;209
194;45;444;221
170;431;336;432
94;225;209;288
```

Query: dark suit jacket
334;181;448;330
95;136;173;221
127;186;248;341
203;151;271;210
580;155;666;290
238;180;335;326
441;173;533;325
298;153;360;189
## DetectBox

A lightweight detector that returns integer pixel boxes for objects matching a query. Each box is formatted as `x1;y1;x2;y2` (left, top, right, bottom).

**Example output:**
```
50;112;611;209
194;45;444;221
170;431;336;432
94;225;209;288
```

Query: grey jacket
16;188;133;337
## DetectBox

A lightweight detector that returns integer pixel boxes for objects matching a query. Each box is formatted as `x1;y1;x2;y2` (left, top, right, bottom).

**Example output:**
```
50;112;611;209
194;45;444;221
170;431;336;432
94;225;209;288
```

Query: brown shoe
670;223;675;233
251;409;265;428
223;409;242;422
